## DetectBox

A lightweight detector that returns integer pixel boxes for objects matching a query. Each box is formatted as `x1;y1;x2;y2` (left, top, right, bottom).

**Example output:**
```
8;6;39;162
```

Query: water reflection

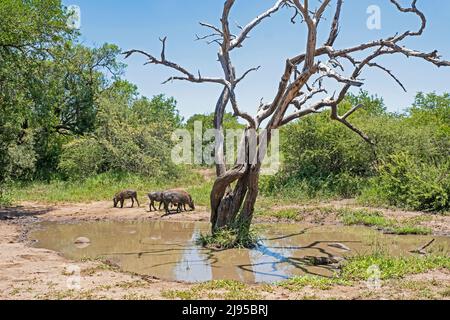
30;220;449;284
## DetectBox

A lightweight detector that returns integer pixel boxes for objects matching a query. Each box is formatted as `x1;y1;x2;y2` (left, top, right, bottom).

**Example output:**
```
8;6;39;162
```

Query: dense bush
261;92;384;199
58;138;104;179
262;91;450;211
362;153;450;212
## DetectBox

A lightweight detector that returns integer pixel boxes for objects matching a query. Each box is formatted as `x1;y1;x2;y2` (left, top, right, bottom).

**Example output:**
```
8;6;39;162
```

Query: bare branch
123;39;225;86
318;62;364;86
367;62;407;92
159;36;167;61
325;0;343;46
236;66;261;84
333;113;375;145
126;0;450;149
224;82;257;129
342;104;363;120
199;22;223;36
315;0;332;23
390;0;426;39
195;33;221;42
230;0;286;50
281;97;332;126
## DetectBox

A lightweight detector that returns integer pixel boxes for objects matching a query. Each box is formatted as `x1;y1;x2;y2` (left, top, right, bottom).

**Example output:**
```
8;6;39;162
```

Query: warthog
148;191;164;212
162;190;195;214
113;190;140;208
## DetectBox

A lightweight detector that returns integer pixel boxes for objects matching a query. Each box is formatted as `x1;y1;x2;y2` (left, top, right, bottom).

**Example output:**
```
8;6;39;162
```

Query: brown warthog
148;191;164;212
113;190;140;208
162;190;195;214
164;189;192;211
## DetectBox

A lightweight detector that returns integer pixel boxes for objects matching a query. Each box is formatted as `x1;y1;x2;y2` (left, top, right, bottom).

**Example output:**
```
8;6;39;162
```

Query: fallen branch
410;239;436;255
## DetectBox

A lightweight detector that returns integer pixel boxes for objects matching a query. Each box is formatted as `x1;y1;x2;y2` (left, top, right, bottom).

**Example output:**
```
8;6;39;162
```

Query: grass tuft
337;208;432;235
279;276;351;291
0;188;13;207
259;208;302;221
341;252;450;281
197;226;260;249
162;280;262;300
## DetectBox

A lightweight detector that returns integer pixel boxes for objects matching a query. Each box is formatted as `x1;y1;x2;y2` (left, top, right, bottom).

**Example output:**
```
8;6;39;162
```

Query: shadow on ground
0;205;53;220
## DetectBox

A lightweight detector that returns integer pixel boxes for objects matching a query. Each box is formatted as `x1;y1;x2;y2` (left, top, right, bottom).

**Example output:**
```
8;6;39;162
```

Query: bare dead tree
124;0;450;236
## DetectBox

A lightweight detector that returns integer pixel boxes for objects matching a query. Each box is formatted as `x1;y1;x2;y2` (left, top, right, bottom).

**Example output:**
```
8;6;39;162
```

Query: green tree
0;0;73;186
59;82;182;179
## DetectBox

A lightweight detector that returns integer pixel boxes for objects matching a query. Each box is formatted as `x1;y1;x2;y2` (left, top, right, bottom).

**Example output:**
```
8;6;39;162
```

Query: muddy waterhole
29;221;449;284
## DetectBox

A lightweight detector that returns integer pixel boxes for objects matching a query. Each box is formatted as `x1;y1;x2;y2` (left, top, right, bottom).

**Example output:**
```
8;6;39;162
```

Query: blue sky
63;0;450;119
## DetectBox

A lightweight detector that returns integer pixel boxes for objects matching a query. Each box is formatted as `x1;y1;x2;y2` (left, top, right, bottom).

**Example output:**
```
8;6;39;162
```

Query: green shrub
3;132;37;181
365;153;450;212
263;91;449;211
0;188;13;207
58;137;105;179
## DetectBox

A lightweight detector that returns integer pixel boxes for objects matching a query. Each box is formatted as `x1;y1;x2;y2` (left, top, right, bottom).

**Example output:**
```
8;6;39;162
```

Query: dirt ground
0;200;449;300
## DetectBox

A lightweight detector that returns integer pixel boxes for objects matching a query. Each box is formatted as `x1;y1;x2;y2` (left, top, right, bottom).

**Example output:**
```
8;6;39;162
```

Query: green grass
337;208;432;235
257;208;302;221
279;276;351;291
196;279;246;291
341;252;450;281
170;242;450;297
277;251;449;292
162;289;200;300
339;209;388;227
0;190;13;207
391;226;432;235
162;280;262;300
160;251;450;298
441;287;450;297
8;171;209;206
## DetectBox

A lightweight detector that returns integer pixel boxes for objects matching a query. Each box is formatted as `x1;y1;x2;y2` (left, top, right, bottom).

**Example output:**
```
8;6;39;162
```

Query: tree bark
210;166;260;233
210;128;264;235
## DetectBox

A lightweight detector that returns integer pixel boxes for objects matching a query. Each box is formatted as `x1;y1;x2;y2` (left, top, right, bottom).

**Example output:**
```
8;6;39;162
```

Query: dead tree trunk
211;162;261;232
210;126;265;233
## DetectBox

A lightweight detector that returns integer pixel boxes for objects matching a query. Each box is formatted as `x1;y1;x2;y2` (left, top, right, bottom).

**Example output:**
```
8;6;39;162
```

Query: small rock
74;237;90;244
74;237;91;249
306;256;344;266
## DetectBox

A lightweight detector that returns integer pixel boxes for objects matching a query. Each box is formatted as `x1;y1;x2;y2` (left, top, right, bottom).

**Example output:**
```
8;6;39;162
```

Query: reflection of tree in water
208;245;255;283
240;228;364;281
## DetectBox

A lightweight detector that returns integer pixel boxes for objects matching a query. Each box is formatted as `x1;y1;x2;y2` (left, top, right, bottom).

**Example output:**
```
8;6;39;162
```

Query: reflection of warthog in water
148;192;164;212
113;190;140;208
162;190;195;214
